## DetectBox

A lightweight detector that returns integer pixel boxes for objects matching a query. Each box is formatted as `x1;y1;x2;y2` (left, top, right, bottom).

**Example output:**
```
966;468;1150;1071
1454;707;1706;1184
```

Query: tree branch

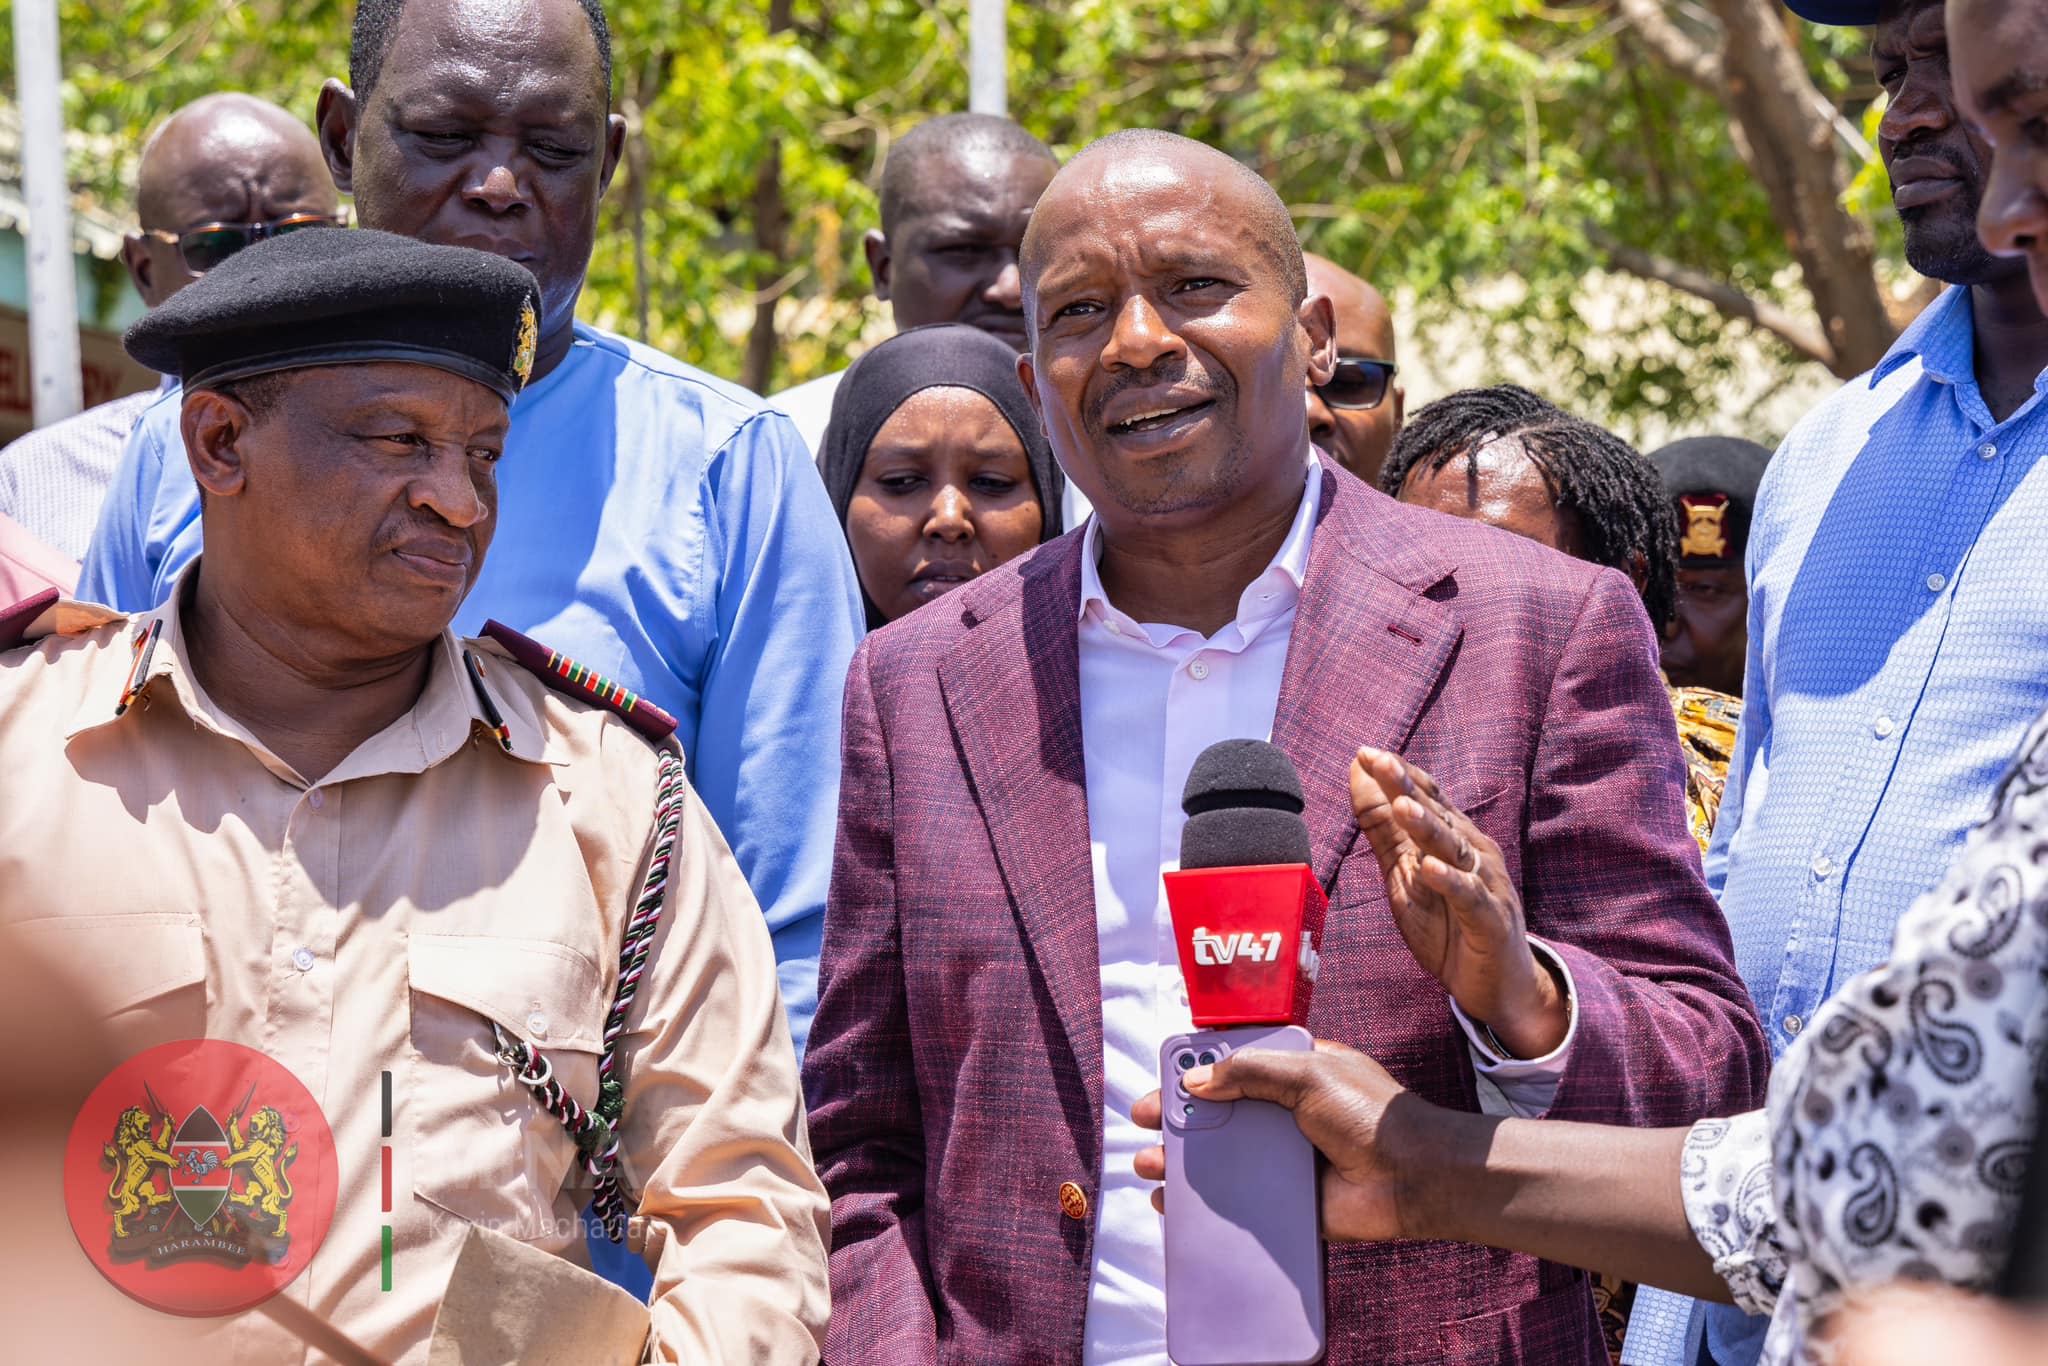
1598;235;1837;368
1615;0;1723;92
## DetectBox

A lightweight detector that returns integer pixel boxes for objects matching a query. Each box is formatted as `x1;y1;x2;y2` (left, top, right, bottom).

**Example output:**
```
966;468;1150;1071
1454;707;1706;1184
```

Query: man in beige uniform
0;227;828;1363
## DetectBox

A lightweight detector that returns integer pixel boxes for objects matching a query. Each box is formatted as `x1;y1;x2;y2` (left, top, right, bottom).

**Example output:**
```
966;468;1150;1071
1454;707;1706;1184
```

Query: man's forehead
1036;155;1222;239
898;149;1053;216
1874;0;1947;54
289;362;511;424
1032;194;1249;285
380;53;598;118
383;0;599;81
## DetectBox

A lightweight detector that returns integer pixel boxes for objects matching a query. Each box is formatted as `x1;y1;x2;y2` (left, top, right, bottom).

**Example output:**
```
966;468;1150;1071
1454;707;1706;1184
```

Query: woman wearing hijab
819;323;1064;628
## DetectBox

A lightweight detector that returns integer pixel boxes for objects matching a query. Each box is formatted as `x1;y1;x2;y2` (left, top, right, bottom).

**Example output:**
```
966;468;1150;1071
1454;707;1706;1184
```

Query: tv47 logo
1191;928;1283;966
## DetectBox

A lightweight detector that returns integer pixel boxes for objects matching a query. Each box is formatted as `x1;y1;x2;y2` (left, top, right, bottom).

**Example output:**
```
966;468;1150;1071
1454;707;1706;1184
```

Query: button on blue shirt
1624;285;2048;1365
77;321;865;1054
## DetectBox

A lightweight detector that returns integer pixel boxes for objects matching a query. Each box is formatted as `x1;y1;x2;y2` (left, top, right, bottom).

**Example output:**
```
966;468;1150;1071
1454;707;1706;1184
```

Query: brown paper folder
426;1223;651;1366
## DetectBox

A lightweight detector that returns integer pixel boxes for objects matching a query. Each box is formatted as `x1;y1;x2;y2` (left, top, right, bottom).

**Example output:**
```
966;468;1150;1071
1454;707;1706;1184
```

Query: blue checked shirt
1625;285;2048;1364
77;321;865;1055
0;380;169;561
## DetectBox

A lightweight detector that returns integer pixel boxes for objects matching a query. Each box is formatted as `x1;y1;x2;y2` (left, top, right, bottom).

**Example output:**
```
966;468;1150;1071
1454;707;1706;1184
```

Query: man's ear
316;79;359;195
864;229;892;301
1392;385;1407;431
1300;293;1338;387
1016;350;1045;428
182;391;258;500
121;233;160;310
597;113;628;198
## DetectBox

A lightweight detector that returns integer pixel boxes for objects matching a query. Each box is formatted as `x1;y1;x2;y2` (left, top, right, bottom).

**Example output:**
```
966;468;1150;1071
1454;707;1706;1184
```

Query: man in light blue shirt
1624;1;2048;1362
78;0;863;1061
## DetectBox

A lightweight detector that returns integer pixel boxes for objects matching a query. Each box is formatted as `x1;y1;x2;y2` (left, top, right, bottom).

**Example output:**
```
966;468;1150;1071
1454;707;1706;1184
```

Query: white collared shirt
1076;453;1573;1364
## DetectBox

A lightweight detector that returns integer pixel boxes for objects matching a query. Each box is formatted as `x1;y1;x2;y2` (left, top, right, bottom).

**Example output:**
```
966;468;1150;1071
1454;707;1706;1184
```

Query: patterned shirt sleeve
1680;1109;1789;1318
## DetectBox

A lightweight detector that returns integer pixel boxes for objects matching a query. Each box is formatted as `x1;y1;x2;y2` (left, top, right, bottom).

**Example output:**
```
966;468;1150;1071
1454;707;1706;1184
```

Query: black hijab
820;323;1064;625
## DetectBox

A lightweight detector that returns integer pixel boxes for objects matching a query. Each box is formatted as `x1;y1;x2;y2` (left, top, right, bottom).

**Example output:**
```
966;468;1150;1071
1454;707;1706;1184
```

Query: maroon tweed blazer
803;460;1769;1365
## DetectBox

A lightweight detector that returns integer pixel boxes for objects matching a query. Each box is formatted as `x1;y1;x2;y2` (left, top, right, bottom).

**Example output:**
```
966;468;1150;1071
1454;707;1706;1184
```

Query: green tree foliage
11;0;1904;436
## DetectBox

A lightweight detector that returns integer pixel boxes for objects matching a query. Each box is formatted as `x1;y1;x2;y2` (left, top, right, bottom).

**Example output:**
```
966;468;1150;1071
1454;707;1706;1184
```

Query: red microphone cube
1164;864;1328;1027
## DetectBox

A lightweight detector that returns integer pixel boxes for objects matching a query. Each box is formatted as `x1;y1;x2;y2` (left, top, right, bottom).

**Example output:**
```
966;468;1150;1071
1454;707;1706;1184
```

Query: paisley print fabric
1680;708;2048;1364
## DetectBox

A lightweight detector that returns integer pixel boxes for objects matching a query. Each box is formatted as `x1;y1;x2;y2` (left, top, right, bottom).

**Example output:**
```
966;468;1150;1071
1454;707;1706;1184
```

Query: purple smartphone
1160;1023;1325;1366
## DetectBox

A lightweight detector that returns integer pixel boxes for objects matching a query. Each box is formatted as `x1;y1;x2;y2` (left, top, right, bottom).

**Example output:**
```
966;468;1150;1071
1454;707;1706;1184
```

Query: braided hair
1381;385;1679;631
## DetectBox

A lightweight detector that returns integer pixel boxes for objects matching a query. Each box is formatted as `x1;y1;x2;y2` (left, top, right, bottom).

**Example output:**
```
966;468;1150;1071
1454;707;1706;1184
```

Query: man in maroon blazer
802;129;1769;1366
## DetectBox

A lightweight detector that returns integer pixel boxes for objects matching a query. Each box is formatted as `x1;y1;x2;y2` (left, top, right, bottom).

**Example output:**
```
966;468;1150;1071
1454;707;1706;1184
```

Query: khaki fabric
0;575;829;1365
427;1223;649;1366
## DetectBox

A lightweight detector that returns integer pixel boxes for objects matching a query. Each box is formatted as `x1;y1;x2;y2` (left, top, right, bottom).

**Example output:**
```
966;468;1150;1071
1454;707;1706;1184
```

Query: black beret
124;227;541;404
1650;436;1773;566
1781;0;1881;22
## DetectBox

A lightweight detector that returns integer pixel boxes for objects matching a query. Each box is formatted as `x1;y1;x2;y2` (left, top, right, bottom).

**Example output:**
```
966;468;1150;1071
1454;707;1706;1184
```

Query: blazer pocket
406;934;605;1239
1439;1281;1600;1365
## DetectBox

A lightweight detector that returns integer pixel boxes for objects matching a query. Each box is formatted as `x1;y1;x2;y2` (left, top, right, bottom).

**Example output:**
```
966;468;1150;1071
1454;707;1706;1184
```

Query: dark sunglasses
144;213;351;274
1314;357;1398;411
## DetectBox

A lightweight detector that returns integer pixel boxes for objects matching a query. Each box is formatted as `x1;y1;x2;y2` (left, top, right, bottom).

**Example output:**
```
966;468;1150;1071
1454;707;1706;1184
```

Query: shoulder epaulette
0;590;126;653
481;619;679;742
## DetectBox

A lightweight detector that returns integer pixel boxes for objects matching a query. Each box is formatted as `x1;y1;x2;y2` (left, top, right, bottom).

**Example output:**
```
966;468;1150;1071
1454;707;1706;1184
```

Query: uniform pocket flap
408;934;605;1054
7;915;204;1017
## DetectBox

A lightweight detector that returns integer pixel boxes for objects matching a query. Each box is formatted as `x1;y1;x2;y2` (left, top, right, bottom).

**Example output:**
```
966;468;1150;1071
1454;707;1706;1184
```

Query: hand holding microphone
1135;1039;1418;1244
1351;745;1567;1059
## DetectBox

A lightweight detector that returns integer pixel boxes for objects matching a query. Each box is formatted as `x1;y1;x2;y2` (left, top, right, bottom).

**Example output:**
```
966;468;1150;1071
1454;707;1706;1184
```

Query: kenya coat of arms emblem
65;1039;336;1316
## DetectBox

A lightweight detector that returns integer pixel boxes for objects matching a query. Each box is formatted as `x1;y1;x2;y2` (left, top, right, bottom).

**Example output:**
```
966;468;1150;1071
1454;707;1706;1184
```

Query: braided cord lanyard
493;748;688;1242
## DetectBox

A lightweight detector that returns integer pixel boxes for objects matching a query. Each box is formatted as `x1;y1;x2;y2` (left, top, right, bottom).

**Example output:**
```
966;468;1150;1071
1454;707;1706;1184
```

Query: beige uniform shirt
0;585;829;1364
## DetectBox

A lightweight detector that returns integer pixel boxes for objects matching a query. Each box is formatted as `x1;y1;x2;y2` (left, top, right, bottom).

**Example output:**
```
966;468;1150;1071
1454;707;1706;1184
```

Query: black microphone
1179;737;1312;869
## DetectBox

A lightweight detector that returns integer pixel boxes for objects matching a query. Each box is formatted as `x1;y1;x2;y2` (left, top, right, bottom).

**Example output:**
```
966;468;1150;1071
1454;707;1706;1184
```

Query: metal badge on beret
513;298;538;389
1680;492;1732;560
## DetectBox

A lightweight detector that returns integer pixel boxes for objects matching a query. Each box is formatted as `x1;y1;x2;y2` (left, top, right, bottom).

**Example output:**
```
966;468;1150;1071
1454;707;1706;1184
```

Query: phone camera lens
1197;1050;1217;1066
1182;1102;1196;1117
1175;1051;1197;1071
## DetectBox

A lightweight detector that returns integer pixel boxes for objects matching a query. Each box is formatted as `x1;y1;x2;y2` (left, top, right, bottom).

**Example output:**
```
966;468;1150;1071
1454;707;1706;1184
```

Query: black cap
124;227;542;404
1649;436;1773;567
1781;0;1882;23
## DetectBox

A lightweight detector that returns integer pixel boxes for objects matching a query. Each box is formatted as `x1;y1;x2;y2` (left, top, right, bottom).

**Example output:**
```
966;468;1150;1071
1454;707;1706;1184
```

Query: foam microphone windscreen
1179;738;1313;869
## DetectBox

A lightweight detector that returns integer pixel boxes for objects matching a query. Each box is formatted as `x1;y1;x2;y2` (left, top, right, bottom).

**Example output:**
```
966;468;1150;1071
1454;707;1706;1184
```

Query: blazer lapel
1272;465;1463;891
937;537;1105;1117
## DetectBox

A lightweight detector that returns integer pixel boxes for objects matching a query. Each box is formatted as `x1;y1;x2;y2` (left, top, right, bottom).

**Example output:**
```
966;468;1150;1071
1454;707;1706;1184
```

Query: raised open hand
1350;745;1566;1058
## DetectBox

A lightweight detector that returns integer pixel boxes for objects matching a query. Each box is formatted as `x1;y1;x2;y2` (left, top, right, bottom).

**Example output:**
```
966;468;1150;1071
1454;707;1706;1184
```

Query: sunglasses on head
144;213;351;275
1314;357;1398;411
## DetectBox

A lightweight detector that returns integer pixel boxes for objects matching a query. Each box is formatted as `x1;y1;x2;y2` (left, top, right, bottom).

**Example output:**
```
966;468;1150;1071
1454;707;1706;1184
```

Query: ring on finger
1456;839;1480;873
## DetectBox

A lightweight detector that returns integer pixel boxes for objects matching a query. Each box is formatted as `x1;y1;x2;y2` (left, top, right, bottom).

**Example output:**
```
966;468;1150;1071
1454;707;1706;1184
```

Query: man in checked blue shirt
77;0;863;1064
1623;1;2048;1363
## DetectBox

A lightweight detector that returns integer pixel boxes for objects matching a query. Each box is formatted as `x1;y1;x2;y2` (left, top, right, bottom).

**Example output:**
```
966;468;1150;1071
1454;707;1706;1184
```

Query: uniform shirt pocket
6;914;206;1049
406;933;606;1239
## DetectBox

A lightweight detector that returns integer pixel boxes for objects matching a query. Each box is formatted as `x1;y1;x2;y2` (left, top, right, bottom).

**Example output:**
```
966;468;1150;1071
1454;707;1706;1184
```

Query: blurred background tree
7;0;1919;440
